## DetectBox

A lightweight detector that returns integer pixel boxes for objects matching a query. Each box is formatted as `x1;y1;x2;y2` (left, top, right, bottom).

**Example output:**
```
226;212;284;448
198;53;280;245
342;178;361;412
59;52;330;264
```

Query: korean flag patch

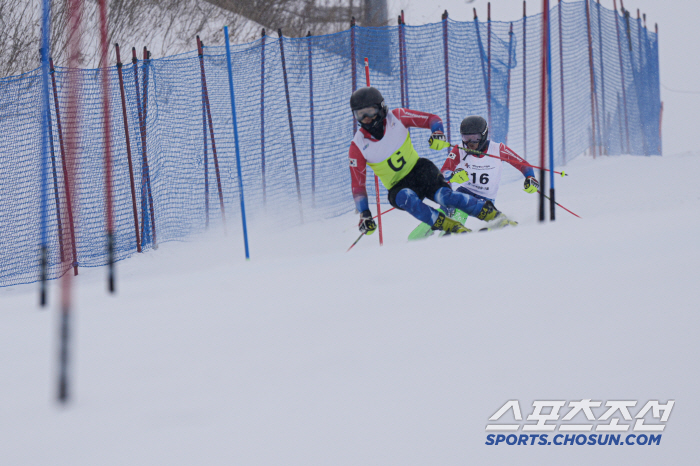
349;158;358;167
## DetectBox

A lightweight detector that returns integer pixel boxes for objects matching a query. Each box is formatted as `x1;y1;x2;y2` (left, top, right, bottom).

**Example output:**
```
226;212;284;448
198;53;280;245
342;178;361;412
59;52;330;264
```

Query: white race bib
451;141;503;200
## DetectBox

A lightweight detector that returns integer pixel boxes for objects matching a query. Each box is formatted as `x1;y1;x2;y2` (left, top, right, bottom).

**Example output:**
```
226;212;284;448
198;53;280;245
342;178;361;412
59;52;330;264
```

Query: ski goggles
353;105;380;122
461;133;482;145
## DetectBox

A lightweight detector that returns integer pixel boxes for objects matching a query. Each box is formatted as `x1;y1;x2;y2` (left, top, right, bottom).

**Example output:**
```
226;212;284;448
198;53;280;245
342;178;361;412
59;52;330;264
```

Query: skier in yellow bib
348;87;510;236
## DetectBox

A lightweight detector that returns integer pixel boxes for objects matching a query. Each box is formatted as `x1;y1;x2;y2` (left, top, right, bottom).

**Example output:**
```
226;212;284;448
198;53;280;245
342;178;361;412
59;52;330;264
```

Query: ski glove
523;176;539;194
450;168;470;184
429;131;451;150
359;210;377;235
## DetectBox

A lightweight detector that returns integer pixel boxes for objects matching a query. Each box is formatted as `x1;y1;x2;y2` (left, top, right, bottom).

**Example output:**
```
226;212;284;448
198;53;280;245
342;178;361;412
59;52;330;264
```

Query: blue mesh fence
0;0;660;287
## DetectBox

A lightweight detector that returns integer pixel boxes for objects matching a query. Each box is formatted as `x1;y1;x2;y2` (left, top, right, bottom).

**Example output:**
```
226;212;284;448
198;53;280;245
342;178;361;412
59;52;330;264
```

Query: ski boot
476;201;518;231
432;212;471;235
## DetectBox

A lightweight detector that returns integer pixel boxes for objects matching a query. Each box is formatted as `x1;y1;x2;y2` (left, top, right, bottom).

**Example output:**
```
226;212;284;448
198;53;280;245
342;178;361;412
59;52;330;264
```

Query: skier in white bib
440;115;539;227
348;87;512;237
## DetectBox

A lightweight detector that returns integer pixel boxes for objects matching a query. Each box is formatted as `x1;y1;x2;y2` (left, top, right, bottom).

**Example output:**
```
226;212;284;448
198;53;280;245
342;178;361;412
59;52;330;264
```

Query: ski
479;217;518;232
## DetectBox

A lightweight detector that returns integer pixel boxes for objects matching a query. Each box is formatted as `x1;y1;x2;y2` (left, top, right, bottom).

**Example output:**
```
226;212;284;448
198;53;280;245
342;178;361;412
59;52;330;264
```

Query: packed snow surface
1;152;698;465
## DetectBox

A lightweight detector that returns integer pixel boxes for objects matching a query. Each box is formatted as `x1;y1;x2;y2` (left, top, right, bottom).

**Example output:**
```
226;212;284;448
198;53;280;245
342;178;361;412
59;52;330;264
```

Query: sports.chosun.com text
486;433;661;446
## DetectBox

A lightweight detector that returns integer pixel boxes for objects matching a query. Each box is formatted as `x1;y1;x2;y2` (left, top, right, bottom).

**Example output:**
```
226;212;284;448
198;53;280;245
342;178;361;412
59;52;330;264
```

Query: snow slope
1;152;698;465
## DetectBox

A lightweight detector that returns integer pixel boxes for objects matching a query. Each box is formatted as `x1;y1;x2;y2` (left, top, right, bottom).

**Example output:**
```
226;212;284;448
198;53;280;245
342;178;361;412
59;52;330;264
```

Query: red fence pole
197;37;210;227
596;0;607;155
505;22;514;144
585;0;598;158
49;59;78;276
99;0;114;292
308;31;316;208
278;29;304;223
115;44;141;252
261;29;267;205
197;37;227;230
351;18;358;132
58;0;83;404
487;2;492;128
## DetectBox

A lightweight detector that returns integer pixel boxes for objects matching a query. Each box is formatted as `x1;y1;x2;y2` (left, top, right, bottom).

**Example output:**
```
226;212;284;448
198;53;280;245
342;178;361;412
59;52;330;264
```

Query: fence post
131;48;155;249
142;48;158;245
442;10;451;142
636;9;649;156
115;44;141;252
474;9;488;114
260;29;267;205
557;0;566;163
143;48;158;247
307;31;316;208
539;0;549;222
487;2;492;128
545;0;555;221
47;79;65;265
596;0;607;154
585;0;598;158
657;23;662;154
613;0;630;154
197;37;227;231
523;1;527;157
197;37;210;227
223;26;250;260
398;15;405;107
49;58;78;276
400;10;409;108
505;22;514;144
99;0;114;292
278;29;304;223
351;18;357;131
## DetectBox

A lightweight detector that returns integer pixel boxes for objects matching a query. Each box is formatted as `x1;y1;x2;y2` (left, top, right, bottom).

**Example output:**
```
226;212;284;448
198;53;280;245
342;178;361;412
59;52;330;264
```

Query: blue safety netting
0;0;660;287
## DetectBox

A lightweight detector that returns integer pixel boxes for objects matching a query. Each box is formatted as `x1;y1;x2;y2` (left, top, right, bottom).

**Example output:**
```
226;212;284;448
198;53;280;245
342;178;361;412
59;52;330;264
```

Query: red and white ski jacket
349;108;443;212
440;142;535;201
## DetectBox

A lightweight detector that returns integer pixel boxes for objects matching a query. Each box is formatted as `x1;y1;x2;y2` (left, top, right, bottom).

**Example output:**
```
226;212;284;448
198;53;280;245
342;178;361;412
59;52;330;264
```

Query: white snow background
2;0;700;464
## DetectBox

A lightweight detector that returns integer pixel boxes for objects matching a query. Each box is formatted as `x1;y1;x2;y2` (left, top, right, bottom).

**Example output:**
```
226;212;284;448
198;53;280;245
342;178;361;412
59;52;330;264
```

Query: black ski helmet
350;86;388;140
460;115;489;153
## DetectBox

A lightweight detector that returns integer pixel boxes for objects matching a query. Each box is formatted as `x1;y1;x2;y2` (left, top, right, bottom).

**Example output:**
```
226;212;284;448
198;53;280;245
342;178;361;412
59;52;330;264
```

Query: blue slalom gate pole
224;26;250;260
39;0;52;306
545;0;556;220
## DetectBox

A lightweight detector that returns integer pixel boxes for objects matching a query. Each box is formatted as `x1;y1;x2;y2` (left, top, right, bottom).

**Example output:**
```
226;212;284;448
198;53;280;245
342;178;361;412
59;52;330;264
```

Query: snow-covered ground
1;151;698;465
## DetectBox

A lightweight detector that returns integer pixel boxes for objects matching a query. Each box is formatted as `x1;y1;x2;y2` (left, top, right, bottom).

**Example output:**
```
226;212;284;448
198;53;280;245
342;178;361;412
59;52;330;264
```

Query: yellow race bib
367;133;420;189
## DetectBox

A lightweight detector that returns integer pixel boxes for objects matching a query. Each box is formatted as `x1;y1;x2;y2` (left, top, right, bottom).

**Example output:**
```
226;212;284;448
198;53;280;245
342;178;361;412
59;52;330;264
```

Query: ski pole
373;207;395;219
346;232;365;252
364;57;384;246
537;190;581;218
453;145;568;177
342;207;396;234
